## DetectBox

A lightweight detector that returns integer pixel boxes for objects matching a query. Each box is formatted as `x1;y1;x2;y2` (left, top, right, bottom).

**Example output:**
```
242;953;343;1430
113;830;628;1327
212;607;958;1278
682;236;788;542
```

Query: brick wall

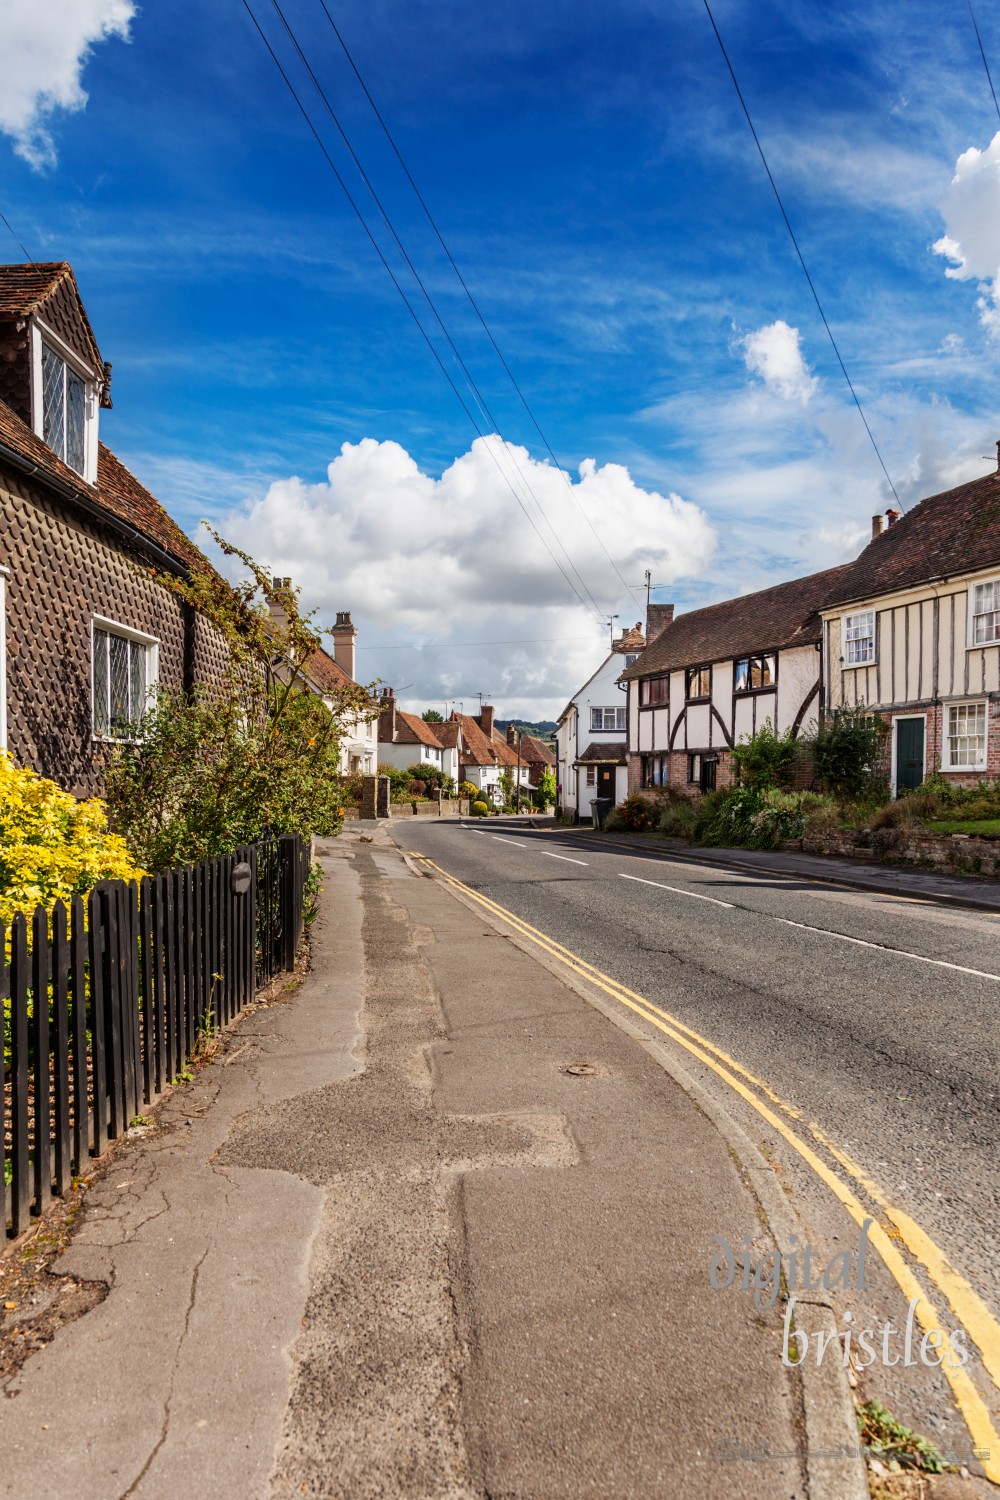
1;467;227;797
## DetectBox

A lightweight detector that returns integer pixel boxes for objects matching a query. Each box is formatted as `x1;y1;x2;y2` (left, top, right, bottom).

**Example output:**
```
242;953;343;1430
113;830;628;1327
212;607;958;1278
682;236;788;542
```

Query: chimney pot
645;602;674;642
331;608;358;679
872;514;885;539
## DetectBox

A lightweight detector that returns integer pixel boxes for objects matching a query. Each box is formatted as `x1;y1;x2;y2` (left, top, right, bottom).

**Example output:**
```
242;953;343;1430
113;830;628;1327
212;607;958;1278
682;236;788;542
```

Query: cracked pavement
1;827;822;1498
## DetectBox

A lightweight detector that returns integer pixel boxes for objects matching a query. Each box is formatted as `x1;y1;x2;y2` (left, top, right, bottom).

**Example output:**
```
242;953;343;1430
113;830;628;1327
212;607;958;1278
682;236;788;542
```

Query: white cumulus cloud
207;435;716;719
932;132;1000;335
741;321;818;403
0;0;135;168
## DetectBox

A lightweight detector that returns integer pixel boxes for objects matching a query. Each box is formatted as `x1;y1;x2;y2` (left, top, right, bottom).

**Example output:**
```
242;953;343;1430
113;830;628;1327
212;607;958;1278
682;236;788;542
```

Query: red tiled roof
824;470;1000;608
623;565;851;678
452;713;507;767
96;444;207;572
611;623;645;654
517;733;556;766
396;710;448;748
0;262;103;372
304;646;351;693
0;387;206;574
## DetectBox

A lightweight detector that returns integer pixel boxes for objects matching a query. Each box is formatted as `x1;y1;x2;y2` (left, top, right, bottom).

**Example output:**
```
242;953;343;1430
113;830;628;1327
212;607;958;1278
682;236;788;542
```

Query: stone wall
785;826;1000;879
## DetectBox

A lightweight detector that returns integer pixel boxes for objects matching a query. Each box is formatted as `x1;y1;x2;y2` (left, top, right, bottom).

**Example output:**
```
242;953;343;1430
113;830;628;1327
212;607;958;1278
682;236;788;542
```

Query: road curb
418;851;869;1500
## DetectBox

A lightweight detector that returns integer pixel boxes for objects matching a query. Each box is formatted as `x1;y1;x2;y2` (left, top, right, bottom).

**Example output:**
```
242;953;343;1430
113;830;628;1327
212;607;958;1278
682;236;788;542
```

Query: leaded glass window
40;342;89;476
93;626;151;738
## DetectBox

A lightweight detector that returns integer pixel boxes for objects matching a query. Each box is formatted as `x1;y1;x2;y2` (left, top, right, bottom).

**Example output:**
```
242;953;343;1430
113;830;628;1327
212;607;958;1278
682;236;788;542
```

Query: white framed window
842;610;876;665
969;578;1000;647
624;653;639;669
92;618;158;741
590;705;626;731
30;320;99;484
585;765;596;786
943;701;987;771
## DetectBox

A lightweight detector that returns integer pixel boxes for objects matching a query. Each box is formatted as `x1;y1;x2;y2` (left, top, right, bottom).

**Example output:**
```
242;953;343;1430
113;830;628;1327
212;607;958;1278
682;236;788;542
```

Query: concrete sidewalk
1;827;865;1498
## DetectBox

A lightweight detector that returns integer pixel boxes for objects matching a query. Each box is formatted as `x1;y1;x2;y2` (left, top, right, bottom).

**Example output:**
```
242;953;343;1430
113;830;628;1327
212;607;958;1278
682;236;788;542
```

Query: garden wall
783;827;1000;879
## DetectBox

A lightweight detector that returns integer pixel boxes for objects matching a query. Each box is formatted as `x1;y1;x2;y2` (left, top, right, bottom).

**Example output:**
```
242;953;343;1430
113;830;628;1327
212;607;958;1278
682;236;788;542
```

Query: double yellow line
414;852;1000;1482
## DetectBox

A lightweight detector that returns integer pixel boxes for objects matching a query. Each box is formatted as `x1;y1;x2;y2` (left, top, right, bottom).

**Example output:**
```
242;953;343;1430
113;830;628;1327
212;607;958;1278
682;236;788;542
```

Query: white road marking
770;913;1000;982
619;873;1000;980
545;852;588;866
619;873;735;908
492;836;527;847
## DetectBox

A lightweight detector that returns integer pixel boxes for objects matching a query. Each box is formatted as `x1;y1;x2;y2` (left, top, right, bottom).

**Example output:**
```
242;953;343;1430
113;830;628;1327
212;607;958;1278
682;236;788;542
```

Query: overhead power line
0;208;33;264
315;0;644;610
702;0;903;509
240;0;607;625
968;0;1000;124
264;0;607;622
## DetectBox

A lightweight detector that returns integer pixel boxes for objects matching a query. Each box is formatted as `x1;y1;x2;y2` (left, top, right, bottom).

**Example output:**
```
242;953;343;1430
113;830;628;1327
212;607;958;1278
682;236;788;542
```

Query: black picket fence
0;832;311;1239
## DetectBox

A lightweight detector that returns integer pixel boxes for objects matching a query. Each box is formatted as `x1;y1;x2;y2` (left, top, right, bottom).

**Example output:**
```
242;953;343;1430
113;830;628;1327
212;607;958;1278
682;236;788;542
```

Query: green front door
895;718;924;794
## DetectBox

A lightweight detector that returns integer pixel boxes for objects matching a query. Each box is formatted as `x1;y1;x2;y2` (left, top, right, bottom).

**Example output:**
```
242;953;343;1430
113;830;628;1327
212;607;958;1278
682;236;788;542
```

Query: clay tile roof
396;711;447;748
455;713;499;767
824;470;1000;608
96;443;207;572
623;564;851;679
611;622;646;654
304;646;351;693
0;262;103;372
517;733;556;766
0;388;207;574
433;721;460;748
575;741;627;765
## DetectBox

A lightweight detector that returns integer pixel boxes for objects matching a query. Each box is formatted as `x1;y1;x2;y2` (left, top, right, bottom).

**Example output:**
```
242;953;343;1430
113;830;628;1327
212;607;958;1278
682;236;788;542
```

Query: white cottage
557;622;645;820
622;569;848;795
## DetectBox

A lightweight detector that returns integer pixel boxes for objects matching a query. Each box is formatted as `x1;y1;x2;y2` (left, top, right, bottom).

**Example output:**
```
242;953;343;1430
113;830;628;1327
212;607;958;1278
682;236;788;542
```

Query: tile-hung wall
0;471;227;796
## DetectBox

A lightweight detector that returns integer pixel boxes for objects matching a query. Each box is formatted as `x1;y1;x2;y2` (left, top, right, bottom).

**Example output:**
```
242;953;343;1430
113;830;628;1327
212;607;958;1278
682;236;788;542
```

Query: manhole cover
562;1063;597;1077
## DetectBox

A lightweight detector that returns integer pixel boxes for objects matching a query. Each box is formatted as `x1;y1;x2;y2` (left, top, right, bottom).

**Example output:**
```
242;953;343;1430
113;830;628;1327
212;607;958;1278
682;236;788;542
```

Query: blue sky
3;0;1000;717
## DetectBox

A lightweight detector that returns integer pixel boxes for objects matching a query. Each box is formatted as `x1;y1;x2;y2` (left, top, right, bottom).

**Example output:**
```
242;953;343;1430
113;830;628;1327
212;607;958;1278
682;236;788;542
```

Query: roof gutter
0;438;191;578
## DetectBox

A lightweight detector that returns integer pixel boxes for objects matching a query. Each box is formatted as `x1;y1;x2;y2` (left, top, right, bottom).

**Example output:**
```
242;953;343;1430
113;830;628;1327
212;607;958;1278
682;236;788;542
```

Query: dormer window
31;321;98;483
43;342;87;472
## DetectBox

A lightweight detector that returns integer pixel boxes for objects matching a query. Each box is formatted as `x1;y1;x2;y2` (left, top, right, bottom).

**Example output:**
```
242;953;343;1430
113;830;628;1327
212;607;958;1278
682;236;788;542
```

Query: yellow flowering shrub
0;753;144;928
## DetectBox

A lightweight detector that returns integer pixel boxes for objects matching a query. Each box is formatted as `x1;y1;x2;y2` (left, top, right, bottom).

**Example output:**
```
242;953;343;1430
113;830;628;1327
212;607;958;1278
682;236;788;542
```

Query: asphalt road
392;817;1000;1480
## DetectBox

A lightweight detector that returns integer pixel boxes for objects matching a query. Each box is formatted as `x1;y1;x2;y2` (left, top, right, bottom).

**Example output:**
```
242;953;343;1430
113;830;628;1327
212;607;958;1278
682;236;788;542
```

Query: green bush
731;720;799;790
605;794;658;832
471;800;489;817
657;794;698;839
406;762;455;795
693;787;820;851
809;707;889;799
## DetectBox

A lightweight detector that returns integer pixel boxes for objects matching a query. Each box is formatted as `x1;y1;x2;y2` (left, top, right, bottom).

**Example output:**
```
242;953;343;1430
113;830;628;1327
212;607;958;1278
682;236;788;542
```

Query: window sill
734;685;777;696
685;695;710;705
941;764;987;774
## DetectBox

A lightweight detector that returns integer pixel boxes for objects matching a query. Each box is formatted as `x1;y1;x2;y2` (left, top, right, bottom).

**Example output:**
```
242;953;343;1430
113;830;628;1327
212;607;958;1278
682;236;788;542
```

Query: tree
537;766;557;807
810;706;889;799
103;530;377;869
421;709;444;723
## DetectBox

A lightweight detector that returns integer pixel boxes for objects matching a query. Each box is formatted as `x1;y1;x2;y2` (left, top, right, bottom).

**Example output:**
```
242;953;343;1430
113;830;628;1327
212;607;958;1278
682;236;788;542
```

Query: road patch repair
0;826;872;1498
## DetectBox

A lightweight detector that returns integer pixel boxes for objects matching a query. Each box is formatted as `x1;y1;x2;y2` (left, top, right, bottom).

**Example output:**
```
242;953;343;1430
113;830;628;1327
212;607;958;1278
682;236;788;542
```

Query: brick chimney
268;576;293;632
646;603;674;642
885;508;901;529
507;723;517;746
378;686;396;742
331;610;357;680
872;514;885;539
480;705;495;738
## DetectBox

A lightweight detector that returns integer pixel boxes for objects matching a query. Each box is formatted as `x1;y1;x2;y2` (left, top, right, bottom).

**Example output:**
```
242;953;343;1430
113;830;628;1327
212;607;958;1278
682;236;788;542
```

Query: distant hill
496;719;557;739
